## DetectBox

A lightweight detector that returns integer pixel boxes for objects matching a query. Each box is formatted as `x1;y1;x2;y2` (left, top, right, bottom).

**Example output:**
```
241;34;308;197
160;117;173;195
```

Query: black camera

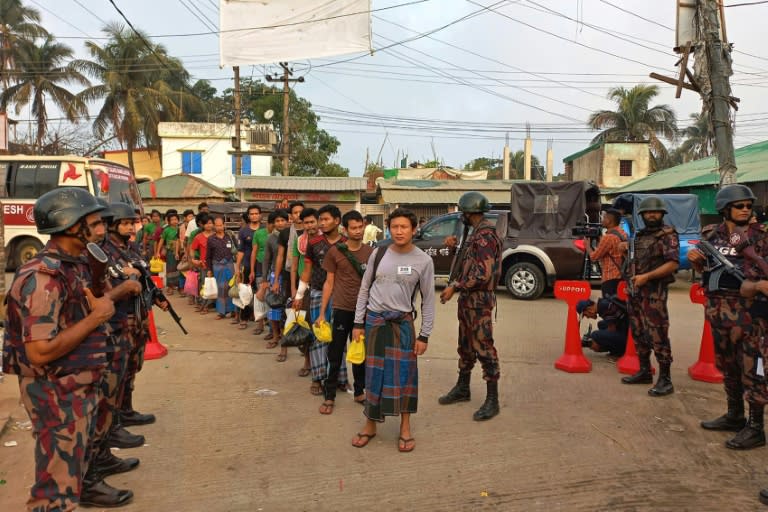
572;223;602;238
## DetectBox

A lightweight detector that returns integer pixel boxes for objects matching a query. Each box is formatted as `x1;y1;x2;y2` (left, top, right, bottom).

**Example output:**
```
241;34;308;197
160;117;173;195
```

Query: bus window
11;163;62;198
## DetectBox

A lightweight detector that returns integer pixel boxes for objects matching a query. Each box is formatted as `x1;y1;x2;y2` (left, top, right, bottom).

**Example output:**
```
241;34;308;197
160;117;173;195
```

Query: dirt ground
2;279;768;511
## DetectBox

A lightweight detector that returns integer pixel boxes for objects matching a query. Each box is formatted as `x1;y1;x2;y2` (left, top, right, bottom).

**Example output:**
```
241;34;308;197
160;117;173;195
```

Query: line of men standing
2;189;162;510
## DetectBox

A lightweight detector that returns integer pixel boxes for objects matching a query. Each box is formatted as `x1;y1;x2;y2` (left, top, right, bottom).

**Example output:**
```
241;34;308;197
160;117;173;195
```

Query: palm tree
0;0;47;87
509;150;542;179
677;112;712;162
75;23;196;170
0;35;89;152
588;84;677;164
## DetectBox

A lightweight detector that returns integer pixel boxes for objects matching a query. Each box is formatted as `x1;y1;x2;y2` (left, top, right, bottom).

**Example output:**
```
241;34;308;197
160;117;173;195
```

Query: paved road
1;280;766;510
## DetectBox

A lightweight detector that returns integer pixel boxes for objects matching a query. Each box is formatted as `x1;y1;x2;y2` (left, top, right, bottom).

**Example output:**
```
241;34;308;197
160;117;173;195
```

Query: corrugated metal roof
138;174;228;199
614;140;768;193
235;176;368;191
378;179;520;205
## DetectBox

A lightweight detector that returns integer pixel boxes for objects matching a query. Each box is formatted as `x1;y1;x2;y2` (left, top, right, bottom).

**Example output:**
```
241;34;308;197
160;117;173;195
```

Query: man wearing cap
586;209;627;298
621;196;679;397
690;184;767;450
438;191;503;421
577;298;628;357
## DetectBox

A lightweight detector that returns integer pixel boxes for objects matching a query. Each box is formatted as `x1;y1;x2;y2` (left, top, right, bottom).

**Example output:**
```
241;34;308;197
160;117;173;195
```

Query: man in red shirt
587;209;627;298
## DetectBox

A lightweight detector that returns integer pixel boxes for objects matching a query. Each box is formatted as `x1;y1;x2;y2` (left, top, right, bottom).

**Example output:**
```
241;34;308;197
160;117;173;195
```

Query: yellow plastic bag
149;257;164;274
346;335;365;365
312;320;333;343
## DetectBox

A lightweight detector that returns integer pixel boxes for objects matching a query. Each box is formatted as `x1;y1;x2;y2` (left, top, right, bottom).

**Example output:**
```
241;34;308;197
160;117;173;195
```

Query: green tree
509;150;541;180
0;0;47;87
677;112;712;162
464;157;503;178
75;23;196;171
0;35;89;152
588;84;677;164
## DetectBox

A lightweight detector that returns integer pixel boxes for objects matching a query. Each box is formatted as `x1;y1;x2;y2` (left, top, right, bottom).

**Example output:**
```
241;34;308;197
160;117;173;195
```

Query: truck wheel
13;239;43;268
505;262;545;300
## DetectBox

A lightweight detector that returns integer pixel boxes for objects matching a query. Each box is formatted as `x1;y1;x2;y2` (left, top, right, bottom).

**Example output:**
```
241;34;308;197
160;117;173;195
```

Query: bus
0;155;144;269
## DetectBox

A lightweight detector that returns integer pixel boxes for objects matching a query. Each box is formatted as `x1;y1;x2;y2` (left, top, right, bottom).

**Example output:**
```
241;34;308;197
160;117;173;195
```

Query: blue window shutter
243;155;251;175
181;152;191;173
231;155;236;175
192;152;202;174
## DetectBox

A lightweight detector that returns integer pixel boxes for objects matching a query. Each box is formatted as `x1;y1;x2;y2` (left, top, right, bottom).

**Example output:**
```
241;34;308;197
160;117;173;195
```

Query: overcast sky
25;0;768;176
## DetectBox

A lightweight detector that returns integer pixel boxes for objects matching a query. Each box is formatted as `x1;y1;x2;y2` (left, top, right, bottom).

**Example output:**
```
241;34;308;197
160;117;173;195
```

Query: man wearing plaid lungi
295;205;348;396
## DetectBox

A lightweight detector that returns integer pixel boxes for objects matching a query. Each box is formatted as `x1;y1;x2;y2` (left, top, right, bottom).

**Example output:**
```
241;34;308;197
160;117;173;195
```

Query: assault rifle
697;240;745;290
732;231;768;279
133;259;188;335
86;242;109;298
447;224;471;284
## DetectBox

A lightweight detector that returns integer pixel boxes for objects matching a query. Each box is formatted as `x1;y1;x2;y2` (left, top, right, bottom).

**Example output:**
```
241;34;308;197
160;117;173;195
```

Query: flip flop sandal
276;353;287;362
319;401;335;415
310;383;323;396
298;368;311;377
398;437;415;453
352;432;376;448
238;323;248;330
266;341;279;349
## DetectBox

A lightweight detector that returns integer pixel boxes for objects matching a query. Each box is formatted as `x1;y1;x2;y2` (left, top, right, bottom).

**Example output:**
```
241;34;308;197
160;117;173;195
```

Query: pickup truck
413;181;602;300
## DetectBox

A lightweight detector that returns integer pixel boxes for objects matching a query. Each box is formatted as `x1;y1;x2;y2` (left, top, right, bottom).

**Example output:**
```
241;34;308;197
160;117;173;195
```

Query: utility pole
701;0;737;186
650;0;738;187
266;62;304;176
233;66;242;176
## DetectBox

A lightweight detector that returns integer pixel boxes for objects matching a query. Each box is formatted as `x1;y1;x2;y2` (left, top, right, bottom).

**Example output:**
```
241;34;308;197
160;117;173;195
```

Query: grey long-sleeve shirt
354;245;435;340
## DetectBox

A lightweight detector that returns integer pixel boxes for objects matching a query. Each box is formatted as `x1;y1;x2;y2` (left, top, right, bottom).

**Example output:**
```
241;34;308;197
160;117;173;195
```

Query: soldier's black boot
621;355;653;384
759;487;768;505
81;473;133;508
473;381;500;421
120;388;156;427
438;372;471;405
701;398;746;432
726;404;766;450
107;415;145;449
648;363;674;397
93;445;139;478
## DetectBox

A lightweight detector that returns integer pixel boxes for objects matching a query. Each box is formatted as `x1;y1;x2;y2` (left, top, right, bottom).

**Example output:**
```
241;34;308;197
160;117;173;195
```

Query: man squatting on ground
437;192;503;421
620;196;679;397
690;185;768;451
317;210;373;414
3;189;144;510
350;208;435;452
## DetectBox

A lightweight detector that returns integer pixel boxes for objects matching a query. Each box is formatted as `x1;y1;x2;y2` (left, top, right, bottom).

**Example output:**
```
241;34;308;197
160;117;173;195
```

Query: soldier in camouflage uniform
108;203;158;429
690;185;766;450
621;196;679;397
738;199;768;505
438;191;503;421
1;188;138;510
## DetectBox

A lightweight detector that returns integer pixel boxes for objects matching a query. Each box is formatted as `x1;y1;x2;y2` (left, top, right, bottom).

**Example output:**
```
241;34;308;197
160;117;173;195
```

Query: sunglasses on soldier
730;202;753;210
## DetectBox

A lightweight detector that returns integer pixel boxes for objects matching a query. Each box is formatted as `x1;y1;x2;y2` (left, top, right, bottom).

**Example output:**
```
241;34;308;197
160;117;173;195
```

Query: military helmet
96;198;113;223
34;188;104;235
458;191;491;213
715;184;756;211
109;202;139;223
637;196;667;215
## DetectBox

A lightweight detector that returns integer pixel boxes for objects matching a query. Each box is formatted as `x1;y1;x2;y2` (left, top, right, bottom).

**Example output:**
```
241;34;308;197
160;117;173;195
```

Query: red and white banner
219;0;372;66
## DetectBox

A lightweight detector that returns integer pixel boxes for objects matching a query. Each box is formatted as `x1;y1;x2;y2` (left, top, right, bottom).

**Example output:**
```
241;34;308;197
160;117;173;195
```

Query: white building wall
159;122;272;189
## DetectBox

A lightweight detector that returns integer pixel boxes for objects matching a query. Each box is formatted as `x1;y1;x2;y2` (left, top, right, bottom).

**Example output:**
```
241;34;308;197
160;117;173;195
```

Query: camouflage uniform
740;227;768;406
453;219;503;381
701;223;764;407
2;241;113;511
627;224;679;364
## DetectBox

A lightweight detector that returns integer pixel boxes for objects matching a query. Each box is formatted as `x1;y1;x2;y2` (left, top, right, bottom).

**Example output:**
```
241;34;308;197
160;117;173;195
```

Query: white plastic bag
253;295;268;321
238;283;253;305
202;277;217;299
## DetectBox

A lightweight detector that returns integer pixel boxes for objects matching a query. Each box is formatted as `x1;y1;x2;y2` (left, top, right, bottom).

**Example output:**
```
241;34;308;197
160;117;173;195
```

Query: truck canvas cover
508;181;601;239
612;193;700;235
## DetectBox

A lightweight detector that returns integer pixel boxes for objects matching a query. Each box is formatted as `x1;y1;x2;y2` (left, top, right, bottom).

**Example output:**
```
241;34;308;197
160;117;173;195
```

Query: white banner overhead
219;0;372;67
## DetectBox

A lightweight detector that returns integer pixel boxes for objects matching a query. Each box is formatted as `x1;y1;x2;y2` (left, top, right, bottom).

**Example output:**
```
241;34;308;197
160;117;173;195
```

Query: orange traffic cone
144;275;168;360
554;280;592;373
616;282;654;375
687;283;723;383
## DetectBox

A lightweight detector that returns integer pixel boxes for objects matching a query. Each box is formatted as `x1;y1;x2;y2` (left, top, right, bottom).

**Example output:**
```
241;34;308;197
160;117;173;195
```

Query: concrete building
158;122;275;190
563;141;651;190
101;148;162;182
235;175;368;214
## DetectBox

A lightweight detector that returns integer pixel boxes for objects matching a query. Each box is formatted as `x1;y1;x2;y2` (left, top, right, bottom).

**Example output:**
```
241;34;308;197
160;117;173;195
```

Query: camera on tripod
572;222;602;239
